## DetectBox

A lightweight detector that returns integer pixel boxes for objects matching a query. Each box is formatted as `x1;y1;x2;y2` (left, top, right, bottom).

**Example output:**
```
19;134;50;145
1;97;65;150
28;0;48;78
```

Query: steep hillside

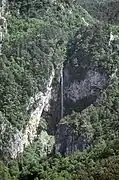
0;0;119;180
0;0;95;158
79;0;119;24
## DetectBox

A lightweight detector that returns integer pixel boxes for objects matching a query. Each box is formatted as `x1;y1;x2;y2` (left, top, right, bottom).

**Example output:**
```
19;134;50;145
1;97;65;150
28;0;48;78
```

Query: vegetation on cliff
0;0;119;180
0;0;94;129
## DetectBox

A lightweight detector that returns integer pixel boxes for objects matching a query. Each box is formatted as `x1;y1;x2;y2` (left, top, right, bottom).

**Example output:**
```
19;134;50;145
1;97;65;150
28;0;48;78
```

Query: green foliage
8;160;19;180
79;0;119;24
1;0;94;129
14;138;119;180
67;23;119;75
0;0;96;131
60;111;94;140
1;1;119;180
17;69;119;180
0;161;12;180
1;15;65;128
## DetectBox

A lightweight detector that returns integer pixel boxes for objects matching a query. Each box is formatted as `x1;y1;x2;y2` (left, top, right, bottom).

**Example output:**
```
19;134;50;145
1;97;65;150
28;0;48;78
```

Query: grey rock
63;63;108;114
64;69;107;102
55;119;94;154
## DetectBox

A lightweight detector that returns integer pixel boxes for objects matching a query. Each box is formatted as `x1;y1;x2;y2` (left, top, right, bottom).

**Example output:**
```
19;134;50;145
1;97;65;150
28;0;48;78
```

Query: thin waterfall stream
60;65;64;119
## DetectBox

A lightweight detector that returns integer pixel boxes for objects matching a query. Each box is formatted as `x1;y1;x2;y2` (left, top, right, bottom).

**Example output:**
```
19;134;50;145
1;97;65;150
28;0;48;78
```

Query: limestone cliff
0;67;55;159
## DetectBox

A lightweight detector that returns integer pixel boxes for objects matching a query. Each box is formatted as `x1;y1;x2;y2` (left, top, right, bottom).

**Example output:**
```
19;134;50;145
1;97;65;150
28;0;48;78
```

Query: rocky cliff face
63;67;108;115
0;25;111;159
0;68;55;159
54;66;108;155
53;24;115;155
1;0;118;160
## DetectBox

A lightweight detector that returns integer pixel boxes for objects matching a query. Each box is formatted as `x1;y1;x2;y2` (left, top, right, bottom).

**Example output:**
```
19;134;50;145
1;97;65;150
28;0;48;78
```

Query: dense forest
0;0;119;180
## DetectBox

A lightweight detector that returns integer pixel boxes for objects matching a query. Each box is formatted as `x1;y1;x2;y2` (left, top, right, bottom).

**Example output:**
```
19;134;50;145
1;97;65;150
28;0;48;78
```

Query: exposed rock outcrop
0;68;55;159
63;67;108;114
38;130;55;156
0;2;115;159
53;24;112;155
54;65;108;155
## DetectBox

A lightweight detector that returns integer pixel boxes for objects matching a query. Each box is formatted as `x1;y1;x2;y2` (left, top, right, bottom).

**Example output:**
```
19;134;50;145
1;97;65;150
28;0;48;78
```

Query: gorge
0;0;119;179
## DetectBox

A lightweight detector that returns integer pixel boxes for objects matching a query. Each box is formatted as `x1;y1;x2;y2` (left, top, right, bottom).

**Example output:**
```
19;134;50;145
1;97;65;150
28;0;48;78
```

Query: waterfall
60;65;64;119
